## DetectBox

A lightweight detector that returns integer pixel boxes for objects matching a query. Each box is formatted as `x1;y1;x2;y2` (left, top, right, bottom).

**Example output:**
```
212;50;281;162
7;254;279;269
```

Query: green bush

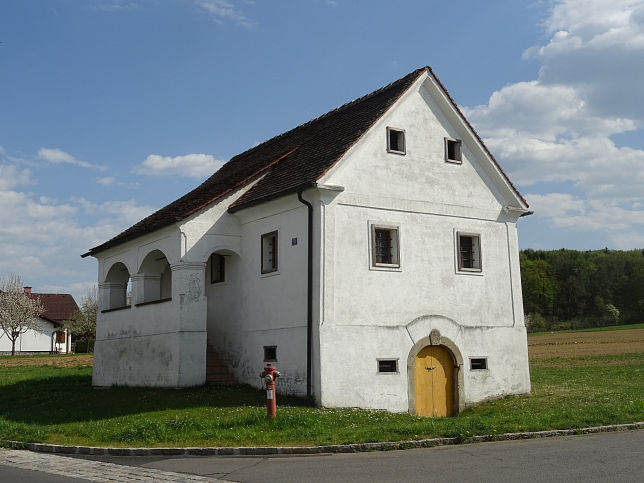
74;339;95;353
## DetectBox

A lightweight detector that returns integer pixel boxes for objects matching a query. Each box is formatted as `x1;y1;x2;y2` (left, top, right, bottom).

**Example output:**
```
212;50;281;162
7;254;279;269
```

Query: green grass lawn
0;352;642;448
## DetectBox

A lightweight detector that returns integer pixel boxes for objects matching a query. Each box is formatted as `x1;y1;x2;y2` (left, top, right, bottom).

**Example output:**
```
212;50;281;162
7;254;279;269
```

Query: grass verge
0;352;642;448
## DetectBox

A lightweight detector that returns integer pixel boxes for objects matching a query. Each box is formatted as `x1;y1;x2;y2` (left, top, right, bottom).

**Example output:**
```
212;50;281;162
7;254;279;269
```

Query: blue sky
1;0;644;302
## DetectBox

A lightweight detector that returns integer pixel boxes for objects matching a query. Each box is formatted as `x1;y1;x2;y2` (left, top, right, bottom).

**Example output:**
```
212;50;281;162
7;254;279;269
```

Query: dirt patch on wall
0;355;93;367
528;328;644;359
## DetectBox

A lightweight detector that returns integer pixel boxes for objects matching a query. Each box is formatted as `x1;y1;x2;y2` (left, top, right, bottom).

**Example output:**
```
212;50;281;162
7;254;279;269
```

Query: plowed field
528;328;644;359
0;355;93;367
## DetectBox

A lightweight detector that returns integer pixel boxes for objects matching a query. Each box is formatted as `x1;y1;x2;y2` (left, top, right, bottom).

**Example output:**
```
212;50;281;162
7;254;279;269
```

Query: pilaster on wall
98;281;127;310
130;273;162;305
170;262;207;330
171;261;208;386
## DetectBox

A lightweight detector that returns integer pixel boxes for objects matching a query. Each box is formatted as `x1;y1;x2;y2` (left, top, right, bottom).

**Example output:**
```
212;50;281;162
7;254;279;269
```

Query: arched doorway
413;345;455;417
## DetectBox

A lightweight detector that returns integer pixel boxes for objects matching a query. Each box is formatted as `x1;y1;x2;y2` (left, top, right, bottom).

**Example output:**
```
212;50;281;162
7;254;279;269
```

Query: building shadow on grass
0;372;312;425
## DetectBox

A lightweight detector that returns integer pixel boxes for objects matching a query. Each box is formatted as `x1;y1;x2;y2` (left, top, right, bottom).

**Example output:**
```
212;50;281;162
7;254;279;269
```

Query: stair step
205;344;236;385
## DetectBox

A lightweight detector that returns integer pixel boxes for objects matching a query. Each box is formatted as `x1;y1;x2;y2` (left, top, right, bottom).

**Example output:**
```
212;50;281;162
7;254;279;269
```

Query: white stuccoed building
83;66;531;416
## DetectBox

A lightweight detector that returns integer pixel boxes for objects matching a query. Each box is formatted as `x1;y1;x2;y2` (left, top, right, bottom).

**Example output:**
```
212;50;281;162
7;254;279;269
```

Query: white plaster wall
316;75;530;410
321;79;512;220
0;317;63;353
211;195;310;395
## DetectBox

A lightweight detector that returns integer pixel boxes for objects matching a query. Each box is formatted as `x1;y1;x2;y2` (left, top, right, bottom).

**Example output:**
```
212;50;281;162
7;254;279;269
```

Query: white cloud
466;0;644;248
94;1;139;12
0;185;155;302
97;176;117;186
136;153;226;178
195;0;253;27
37;147;105;170
0;165;32;190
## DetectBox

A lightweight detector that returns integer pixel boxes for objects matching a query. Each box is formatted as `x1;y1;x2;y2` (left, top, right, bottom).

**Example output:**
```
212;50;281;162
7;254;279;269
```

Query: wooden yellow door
414;345;454;417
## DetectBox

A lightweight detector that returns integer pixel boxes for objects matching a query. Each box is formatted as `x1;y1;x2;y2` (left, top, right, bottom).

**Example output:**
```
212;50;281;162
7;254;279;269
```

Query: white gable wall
317;75;530;411
0;317;69;354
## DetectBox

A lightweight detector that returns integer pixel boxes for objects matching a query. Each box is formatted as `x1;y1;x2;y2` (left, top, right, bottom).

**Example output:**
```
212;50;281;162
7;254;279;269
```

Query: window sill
370;264;402;272
260;270;280;278
445;158;463;164
101;305;131;313
135;297;172;307
456;268;483;276
387;149;406;155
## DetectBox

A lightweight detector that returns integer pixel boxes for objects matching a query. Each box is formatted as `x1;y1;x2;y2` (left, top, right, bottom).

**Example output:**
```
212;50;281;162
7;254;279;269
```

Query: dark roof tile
30;293;79;325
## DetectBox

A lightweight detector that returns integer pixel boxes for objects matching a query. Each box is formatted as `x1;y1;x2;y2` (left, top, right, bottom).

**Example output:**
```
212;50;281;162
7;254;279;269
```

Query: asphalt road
81;429;644;482
1;430;642;482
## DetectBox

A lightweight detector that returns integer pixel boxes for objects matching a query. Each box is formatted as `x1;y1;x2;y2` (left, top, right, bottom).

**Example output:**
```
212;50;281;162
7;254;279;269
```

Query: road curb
3;422;642;457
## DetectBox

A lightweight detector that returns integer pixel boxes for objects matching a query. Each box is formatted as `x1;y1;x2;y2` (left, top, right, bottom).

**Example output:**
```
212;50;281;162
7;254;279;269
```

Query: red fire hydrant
259;363;280;419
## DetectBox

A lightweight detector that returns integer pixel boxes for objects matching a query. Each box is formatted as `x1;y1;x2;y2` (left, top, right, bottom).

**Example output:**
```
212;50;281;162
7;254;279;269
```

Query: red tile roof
83;66;526;258
30;293;79;325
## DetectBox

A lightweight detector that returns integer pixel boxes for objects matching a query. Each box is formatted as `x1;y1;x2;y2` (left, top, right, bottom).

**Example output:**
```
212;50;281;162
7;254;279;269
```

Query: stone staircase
206;344;236;385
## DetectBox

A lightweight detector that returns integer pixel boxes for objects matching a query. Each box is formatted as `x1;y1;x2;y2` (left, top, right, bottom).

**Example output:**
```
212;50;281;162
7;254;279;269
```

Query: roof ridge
227;67;428;163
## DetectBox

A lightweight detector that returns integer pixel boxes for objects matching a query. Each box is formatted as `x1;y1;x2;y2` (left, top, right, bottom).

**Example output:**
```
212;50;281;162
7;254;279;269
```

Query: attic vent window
377;359;399;373
445;138;462;163
387;127;406;155
470;358;488;370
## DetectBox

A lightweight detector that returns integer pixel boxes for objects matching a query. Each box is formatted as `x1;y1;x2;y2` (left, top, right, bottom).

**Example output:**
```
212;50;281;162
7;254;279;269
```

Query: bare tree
0;275;44;356
64;286;97;342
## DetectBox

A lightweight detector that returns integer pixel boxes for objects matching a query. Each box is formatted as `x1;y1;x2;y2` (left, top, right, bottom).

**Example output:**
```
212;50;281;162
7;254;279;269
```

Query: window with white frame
387;127;406;155
261;231;278;274
210;253;225;284
457;232;482;272
445;138;462;163
371;224;400;268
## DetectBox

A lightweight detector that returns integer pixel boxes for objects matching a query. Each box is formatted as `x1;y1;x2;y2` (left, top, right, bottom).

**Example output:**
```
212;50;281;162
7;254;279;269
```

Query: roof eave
228;181;318;213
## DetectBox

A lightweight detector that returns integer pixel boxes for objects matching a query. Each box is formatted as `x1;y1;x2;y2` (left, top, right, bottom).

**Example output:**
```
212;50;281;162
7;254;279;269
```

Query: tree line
520;248;644;332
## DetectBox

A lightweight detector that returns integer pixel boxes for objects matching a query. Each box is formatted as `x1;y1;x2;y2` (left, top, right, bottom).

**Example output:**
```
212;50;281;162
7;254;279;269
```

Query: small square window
387;127;406;155
261;231;278;274
457;233;482;272
377;359;398;373
445;138;462;163
264;346;277;361
470;358;488;370
210;253;225;284
371;225;400;268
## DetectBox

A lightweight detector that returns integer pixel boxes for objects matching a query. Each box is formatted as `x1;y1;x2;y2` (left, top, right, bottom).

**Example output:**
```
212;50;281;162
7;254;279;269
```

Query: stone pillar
131;273;162;304
170;261;208;386
98;281;127;310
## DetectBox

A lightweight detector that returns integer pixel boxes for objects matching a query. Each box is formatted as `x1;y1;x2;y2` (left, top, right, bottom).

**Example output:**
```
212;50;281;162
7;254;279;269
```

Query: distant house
84;66;531;416
0;287;78;354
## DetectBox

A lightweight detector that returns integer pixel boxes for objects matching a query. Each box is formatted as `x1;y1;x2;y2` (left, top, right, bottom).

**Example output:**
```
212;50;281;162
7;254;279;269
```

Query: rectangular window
371;225;400;268
56;331;66;343
470;358;488;370
457;233;482;272
387;127;406;155
261;231;278;274
210;253;225;284
377;359;398;373
445;138;462;163
264;346;277;361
